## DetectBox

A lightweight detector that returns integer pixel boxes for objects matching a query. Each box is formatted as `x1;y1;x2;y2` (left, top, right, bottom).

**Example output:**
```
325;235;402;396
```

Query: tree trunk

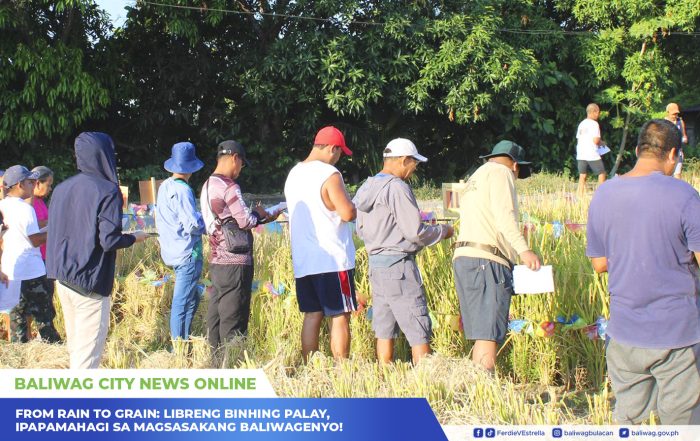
609;109;631;176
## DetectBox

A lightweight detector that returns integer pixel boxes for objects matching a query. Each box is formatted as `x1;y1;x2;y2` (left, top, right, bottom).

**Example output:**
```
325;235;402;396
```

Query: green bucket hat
480;140;532;178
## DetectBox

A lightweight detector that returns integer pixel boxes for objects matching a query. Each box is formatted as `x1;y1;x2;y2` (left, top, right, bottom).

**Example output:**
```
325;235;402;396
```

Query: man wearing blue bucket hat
156;142;207;342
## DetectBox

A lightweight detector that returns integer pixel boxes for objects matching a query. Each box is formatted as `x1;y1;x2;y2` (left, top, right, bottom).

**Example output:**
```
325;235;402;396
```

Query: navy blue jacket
46;132;135;296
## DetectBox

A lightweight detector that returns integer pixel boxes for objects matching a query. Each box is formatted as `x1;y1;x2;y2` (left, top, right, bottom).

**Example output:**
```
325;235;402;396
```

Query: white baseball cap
383;138;428;162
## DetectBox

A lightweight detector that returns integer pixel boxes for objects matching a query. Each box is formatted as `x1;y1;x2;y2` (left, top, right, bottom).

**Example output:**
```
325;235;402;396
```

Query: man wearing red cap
284;126;357;361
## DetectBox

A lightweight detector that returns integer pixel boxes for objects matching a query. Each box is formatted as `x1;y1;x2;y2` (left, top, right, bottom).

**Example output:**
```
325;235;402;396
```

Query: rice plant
4;168;700;423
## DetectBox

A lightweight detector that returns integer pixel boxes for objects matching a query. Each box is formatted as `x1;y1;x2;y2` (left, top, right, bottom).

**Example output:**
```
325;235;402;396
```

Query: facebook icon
485;428;496;438
619;428;630;438
552;427;563;438
473;427;484;438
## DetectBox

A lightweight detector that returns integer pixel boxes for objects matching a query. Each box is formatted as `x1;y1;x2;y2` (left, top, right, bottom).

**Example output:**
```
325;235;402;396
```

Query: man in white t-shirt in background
284;126;357;362
0;165;61;343
576;103;607;195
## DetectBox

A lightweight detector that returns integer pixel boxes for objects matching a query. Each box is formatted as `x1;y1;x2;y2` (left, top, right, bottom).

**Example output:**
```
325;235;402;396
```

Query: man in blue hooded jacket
47;132;147;369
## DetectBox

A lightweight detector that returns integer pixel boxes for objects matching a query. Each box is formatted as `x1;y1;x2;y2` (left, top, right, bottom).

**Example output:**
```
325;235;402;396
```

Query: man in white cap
354;138;453;364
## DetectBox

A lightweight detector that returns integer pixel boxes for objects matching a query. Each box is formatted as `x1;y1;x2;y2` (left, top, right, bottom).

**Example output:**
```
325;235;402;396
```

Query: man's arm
179;188;205;235
586;189;608;273
25;206;46;248
593;120;603;146
322;172;356;222
28;232;47;248
223;183;262;230
98;191;141;251
390;182;451;246
591;256;608;273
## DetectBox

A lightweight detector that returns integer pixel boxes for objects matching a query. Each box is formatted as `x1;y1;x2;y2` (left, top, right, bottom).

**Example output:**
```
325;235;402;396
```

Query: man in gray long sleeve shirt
354;138;453;364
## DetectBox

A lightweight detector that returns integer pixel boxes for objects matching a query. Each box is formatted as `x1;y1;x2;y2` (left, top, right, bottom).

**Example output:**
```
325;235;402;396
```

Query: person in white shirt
284;126;357;362
0;165;60;343
576;103;607;195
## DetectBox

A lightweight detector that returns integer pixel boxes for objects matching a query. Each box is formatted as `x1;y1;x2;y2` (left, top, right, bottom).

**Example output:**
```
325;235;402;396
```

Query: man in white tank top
284;126;357;361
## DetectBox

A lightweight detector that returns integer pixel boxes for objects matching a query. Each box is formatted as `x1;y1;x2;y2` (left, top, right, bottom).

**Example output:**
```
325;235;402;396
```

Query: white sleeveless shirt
284;161;355;278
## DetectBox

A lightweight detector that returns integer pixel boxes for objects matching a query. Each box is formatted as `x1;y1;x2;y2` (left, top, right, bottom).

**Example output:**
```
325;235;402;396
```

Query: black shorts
295;269;357;316
578;159;606;175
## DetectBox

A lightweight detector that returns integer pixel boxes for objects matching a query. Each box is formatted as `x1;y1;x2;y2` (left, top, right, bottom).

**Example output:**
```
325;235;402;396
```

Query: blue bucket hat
2;165;40;188
164;142;204;174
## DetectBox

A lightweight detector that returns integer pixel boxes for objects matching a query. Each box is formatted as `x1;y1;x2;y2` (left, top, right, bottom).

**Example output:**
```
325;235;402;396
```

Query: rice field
3;163;700;424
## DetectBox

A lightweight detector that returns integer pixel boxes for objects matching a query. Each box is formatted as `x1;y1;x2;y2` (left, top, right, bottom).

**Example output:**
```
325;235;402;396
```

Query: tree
0;0;111;164
570;0;700;175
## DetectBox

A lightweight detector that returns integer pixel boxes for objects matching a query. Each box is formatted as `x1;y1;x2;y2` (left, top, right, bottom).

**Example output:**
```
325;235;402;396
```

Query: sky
95;0;135;28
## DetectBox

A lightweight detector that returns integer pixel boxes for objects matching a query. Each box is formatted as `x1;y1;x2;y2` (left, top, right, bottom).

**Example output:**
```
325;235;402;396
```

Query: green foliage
1;0;699;189
0;0;111;153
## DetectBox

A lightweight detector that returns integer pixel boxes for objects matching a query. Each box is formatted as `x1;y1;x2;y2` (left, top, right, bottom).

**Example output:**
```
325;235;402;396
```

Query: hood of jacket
75;132;119;185
353;174;401;212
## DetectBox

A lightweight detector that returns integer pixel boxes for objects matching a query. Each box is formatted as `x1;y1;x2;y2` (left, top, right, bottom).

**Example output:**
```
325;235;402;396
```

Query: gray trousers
607;338;700;424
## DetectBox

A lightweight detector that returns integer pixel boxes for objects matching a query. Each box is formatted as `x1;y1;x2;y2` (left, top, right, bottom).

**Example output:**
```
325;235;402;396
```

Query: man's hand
266;209;283;223
442;225;454;240
253;205;268;219
0;271;8;287
519;250;541;271
132;231;148;243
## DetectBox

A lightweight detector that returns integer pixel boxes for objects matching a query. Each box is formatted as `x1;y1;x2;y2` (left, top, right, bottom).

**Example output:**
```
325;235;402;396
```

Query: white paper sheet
513;265;554;294
266;202;287;216
597;145;611;155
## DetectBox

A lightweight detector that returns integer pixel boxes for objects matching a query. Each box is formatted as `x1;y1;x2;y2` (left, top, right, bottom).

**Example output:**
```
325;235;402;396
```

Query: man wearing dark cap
200;140;273;349
452;140;541;372
47;132;147;368
587;119;700;424
284;126;357;361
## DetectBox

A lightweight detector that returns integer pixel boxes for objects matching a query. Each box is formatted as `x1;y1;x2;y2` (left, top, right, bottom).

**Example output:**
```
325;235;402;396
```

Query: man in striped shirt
201;140;268;349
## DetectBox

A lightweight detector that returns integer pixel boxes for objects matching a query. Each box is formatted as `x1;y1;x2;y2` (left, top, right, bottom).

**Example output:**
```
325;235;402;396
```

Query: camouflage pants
10;276;62;343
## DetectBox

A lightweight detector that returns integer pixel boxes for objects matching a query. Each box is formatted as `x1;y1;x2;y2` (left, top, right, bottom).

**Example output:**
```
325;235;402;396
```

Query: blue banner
1;398;447;440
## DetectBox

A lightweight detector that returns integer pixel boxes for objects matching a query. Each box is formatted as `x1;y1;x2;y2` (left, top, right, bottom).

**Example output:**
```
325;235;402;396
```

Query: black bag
206;180;252;254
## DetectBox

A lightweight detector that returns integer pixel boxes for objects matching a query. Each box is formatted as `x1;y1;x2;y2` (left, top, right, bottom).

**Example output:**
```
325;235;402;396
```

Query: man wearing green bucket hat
453;140;541;372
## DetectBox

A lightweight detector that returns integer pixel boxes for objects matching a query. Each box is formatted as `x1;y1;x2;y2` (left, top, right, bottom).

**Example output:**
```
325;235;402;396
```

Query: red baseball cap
314;126;352;156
